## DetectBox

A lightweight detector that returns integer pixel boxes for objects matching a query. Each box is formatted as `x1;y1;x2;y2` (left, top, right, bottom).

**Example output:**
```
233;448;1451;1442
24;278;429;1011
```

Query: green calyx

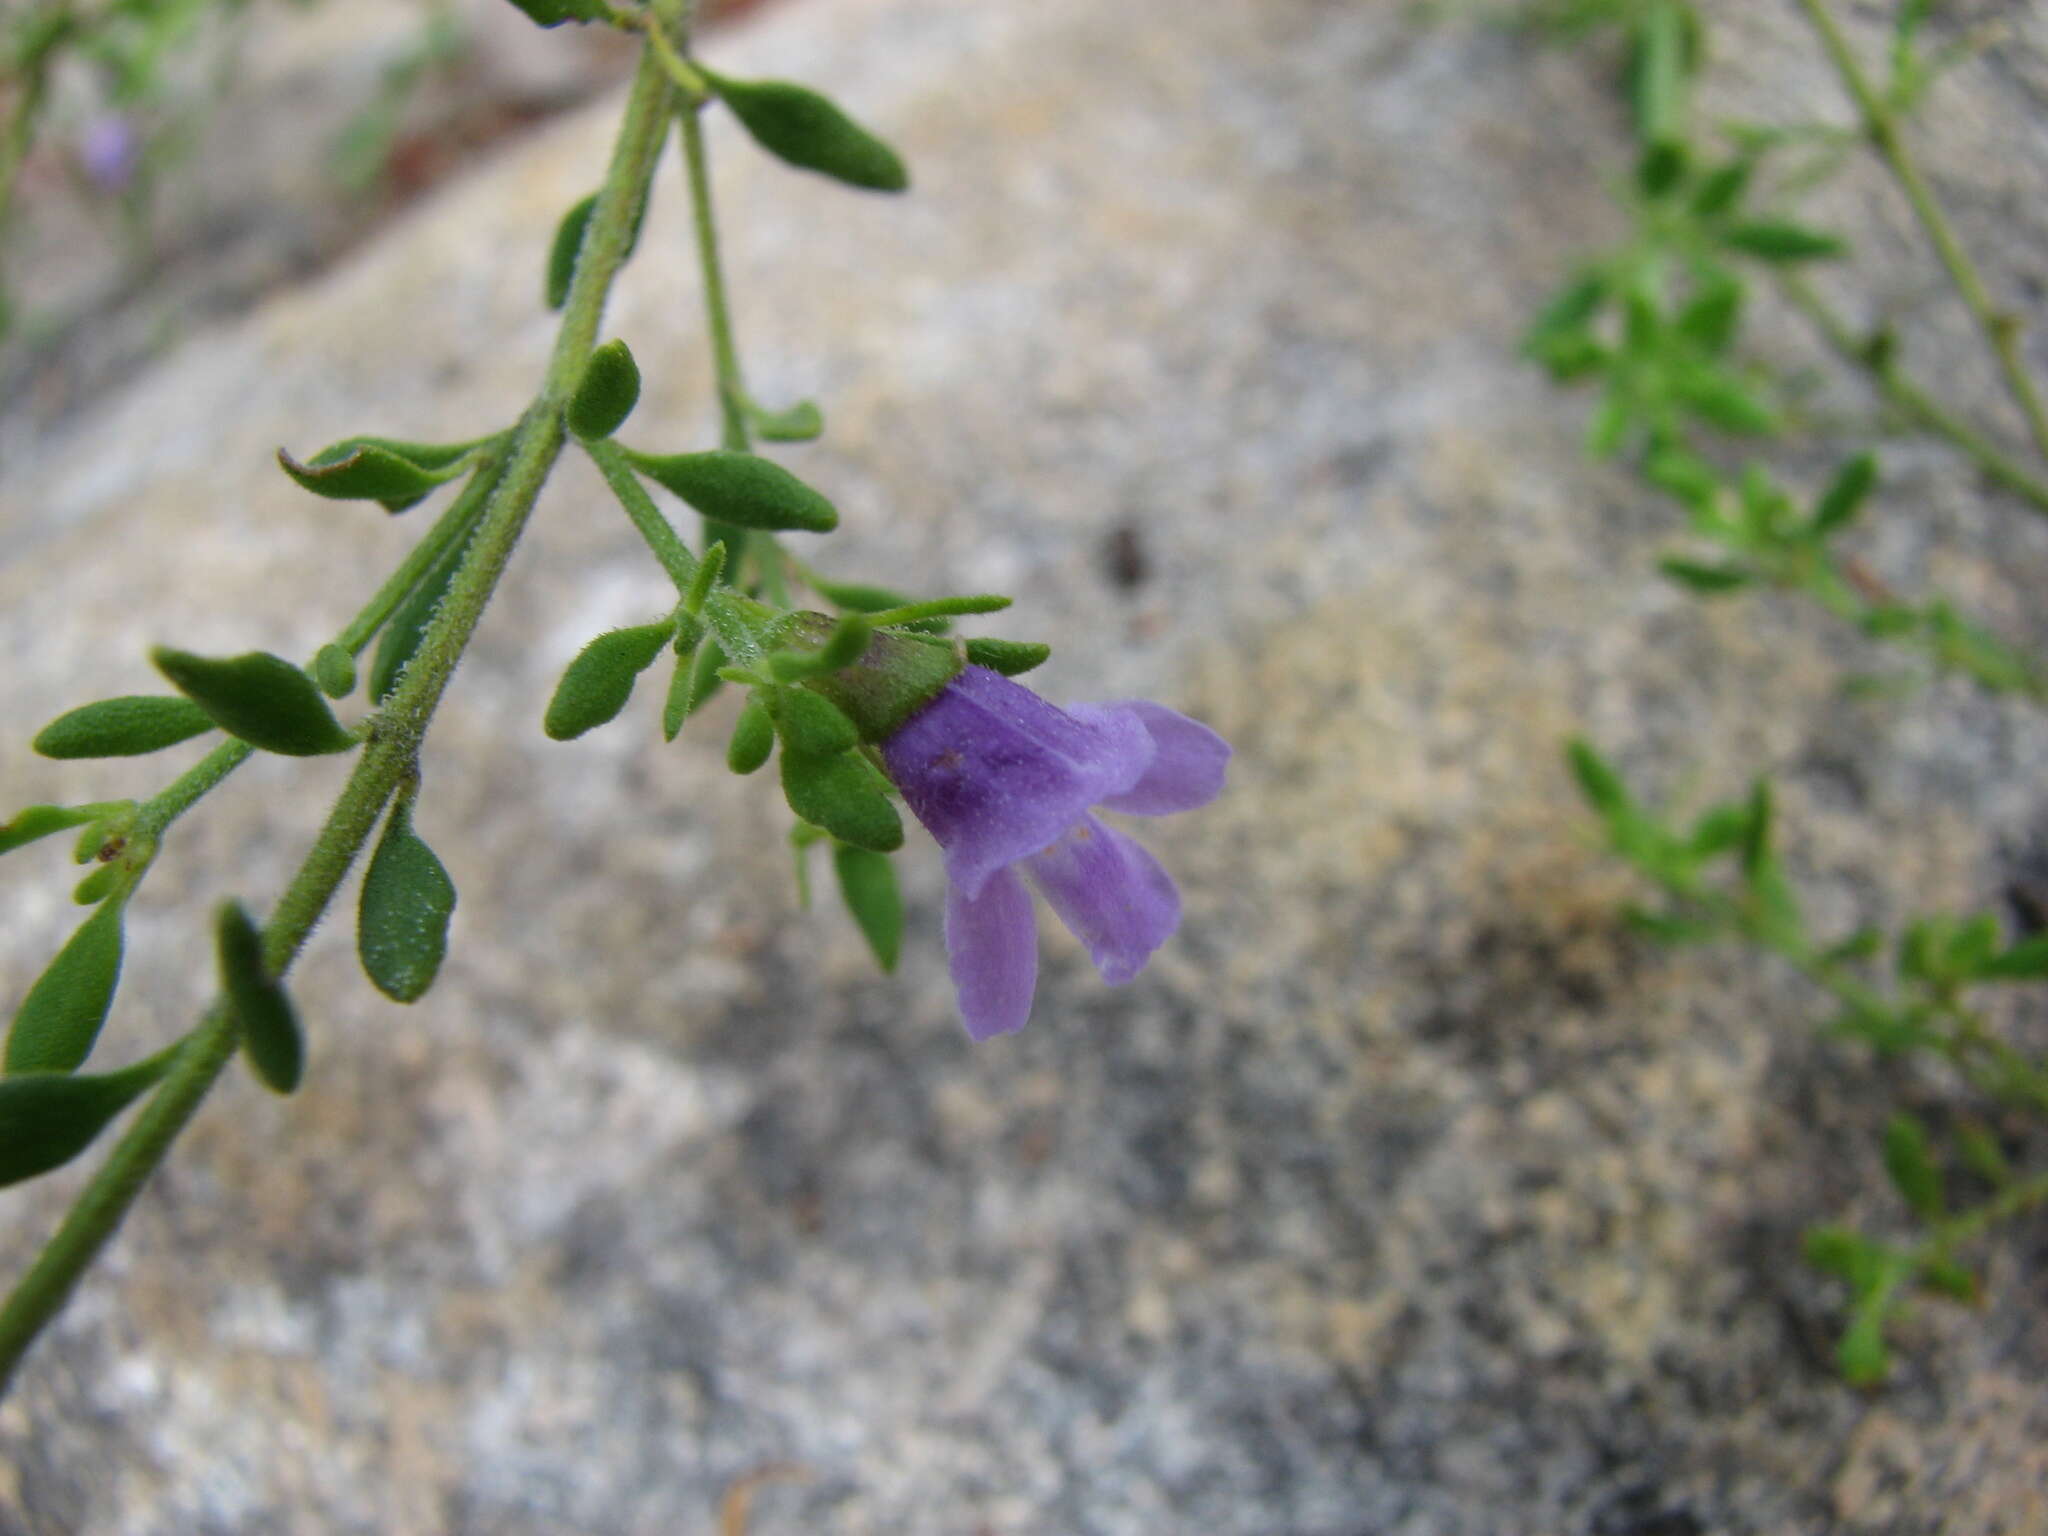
770;611;962;743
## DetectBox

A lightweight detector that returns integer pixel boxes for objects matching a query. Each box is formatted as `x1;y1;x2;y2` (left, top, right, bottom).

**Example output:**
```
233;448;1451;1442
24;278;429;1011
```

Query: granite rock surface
2;0;2047;1532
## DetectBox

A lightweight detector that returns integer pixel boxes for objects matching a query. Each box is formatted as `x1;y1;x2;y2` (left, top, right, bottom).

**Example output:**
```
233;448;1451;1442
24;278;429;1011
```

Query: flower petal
1023;815;1181;985
944;865;1040;1040
883;666;1151;899
1072;701;1231;816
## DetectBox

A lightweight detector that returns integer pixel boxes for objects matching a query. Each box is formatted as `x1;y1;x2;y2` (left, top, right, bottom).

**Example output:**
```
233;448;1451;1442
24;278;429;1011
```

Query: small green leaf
1819;927;1885;966
860;594;1011;627
833;844;902;972
1978;934;2048;981
746;398;825;442
1812;452;1877;536
1565;739;1631;818
0;1052;173;1188
313;644;357;700
685;541;729;613
768;615;873;681
963;637;1052;676
1882;1113;1945;1221
624;449;838;532
1674;368;1776;435
72;864;118;906
34;695;215;759
1524;271;1609;349
1804;1224;1881;1287
502;0;608;26
277;442;465;509
1954;1120;2011;1185
771;688;859;757
1622;907;1724;946
1721;220;1846;263
664;638;726;742
1635;140;1688;199
6;898;125;1074
1644;449;1723;510
1917;1256;1977;1304
546;192;598;310
1676;274;1743;355
215;901;302;1094
358;796;457;1004
1837;1302;1892;1387
1658;557;1753;594
1945;913;1999;981
1691;158;1753;220
543;622;675;741
727;694;775;774
1;803;129;858
780;750;903;853
567;338;641;440
699;69;909;192
152;648;356;757
1687;801;1752;860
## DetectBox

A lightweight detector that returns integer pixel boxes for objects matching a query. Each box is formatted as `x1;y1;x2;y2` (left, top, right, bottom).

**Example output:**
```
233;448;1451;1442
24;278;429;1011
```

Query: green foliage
0;803;132;859
1568;740;2048;1383
726;694;775;774
770;687;859;757
0;1;1023;1391
568;339;642;440
542;622;676;741
358;795;458;1004
0;1052;175;1189
6;899;126;1074
502;0;610;26
546;193;600;310
215;901;302;1095
152;647;357;756
278;438;476;510
833;843;902;972
700;69;910;192
624;449;839;533
312;644;357;700
745;397;825;443
780;748;903;854
34;696;215;759
664;636;726;742
963;637;1053;676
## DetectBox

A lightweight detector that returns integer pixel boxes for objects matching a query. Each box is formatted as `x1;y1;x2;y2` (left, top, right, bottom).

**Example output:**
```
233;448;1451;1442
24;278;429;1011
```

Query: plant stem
0;1007;238;1386
583;436;700;591
0;31;684;1397
1794;0;2048;464
678;99;748;454
1778;274;2048;518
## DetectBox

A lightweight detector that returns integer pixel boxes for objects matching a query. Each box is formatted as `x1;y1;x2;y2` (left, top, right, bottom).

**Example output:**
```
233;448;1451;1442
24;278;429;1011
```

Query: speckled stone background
3;0;2048;1532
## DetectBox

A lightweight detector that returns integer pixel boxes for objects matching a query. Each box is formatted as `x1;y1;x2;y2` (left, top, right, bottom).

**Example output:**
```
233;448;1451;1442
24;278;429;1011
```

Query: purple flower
880;666;1229;1040
78;115;139;192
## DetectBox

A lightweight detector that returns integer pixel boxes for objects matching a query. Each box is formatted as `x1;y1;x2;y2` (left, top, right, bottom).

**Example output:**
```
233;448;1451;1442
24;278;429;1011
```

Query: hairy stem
1794;0;2048;464
583;436;700;591
0;31;684;1396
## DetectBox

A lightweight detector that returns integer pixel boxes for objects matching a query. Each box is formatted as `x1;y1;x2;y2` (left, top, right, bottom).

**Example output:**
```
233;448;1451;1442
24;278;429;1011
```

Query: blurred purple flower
880;666;1229;1040
78;115;139;192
